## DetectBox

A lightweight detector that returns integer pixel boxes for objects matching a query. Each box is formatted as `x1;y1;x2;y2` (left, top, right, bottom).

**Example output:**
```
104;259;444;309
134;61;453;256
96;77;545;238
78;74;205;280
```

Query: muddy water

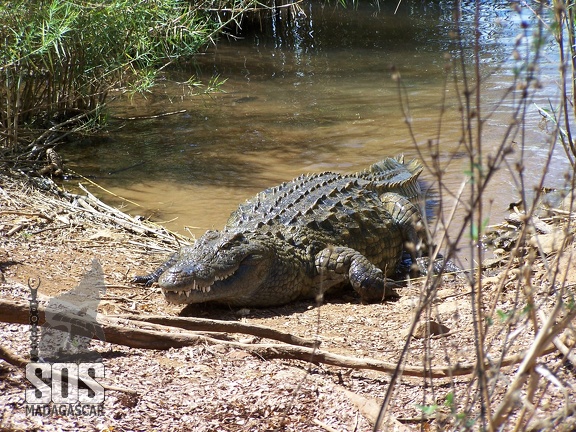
63;2;567;263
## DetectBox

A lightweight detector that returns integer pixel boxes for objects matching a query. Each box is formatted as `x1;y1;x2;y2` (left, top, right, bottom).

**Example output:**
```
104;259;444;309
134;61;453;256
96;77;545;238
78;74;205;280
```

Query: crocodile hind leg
380;193;463;277
132;252;179;287
314;246;399;303
380;192;427;264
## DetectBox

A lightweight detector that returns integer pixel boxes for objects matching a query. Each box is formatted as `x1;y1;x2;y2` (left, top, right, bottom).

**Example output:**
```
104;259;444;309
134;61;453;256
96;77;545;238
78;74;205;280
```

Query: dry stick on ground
0;298;563;378
0;344;27;368
75;184;188;244
0;210;53;221
108;314;319;347
0;298;315;349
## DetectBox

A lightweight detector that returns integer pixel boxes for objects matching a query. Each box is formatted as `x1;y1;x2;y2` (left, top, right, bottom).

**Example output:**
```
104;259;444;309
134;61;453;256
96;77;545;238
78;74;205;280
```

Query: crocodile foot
315;246;399;303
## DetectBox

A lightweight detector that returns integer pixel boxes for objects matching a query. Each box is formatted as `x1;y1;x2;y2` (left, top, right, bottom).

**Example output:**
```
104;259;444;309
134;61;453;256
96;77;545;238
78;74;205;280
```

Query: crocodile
133;156;431;307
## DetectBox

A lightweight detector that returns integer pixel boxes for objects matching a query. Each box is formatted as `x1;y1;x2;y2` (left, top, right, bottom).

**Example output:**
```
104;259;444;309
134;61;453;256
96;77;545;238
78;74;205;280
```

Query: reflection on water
63;1;568;263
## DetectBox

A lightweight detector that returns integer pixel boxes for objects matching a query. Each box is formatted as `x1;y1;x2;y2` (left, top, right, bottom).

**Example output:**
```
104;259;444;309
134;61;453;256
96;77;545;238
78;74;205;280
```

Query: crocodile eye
201;230;222;245
220;232;246;250
205;230;220;238
229;232;245;242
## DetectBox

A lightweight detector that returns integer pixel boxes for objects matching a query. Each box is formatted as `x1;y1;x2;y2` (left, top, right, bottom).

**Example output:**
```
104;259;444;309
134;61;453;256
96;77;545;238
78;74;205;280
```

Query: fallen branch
109;314;319;347
0;298;317;348
6;223;28;237
342;389;411;431
247;339;556;378
0;344;27;367
0;298;558;378
312;419;340;432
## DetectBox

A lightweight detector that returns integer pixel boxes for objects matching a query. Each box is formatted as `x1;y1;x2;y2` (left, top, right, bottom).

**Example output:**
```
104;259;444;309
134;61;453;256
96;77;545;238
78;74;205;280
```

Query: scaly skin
133;156;428;307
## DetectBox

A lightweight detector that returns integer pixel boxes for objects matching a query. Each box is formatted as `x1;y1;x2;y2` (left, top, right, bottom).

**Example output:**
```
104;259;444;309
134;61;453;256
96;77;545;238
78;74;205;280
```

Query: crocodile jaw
158;246;269;306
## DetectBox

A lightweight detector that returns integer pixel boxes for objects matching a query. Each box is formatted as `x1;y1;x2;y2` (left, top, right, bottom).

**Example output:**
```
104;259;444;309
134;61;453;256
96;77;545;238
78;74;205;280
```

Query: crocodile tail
356;155;423;202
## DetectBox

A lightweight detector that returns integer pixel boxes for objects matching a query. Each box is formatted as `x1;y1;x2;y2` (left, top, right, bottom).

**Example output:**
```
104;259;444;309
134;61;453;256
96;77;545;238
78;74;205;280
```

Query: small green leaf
522;303;534;315
470;223;480;241
566;295;575;311
415;404;439;415
496;309;513;323
444;391;454;408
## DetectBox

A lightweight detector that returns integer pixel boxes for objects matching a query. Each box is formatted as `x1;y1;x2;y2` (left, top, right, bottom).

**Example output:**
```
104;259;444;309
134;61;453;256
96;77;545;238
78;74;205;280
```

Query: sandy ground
1;172;576;431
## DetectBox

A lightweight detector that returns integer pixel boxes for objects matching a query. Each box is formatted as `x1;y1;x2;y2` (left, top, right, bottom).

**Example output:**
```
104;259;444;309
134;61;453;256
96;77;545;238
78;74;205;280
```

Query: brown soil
1;172;575;431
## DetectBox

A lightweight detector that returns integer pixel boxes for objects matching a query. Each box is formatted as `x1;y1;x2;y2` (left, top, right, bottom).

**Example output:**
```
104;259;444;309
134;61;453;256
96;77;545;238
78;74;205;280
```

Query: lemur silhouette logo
38;259;106;363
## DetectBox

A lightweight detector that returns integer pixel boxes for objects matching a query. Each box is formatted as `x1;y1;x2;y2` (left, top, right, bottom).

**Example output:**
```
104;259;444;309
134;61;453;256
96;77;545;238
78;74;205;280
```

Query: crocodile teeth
165;280;215;297
213;266;240;282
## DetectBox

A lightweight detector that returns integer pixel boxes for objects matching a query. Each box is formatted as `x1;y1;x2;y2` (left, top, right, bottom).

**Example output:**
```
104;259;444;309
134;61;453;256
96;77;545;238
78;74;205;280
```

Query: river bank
1;171;575;431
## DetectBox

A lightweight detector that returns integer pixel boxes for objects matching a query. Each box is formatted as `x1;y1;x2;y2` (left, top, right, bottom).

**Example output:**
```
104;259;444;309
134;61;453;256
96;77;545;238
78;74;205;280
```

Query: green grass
0;0;257;152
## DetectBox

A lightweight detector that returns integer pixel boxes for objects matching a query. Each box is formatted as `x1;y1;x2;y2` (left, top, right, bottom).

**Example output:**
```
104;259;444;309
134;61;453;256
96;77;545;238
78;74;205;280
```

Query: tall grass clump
377;2;576;430
0;0;257;157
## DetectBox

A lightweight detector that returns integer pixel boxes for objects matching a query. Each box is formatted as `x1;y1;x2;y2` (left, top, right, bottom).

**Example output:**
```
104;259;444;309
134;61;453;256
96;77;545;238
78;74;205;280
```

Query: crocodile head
158;230;276;306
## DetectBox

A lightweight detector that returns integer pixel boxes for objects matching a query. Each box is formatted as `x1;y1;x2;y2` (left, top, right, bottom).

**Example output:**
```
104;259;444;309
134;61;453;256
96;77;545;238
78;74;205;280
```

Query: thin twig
111;109;187;120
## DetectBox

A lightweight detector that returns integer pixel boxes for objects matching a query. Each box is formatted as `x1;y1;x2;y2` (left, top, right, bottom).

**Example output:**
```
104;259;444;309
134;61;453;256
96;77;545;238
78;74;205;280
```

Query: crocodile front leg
314;246;399;303
132;252;179;287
